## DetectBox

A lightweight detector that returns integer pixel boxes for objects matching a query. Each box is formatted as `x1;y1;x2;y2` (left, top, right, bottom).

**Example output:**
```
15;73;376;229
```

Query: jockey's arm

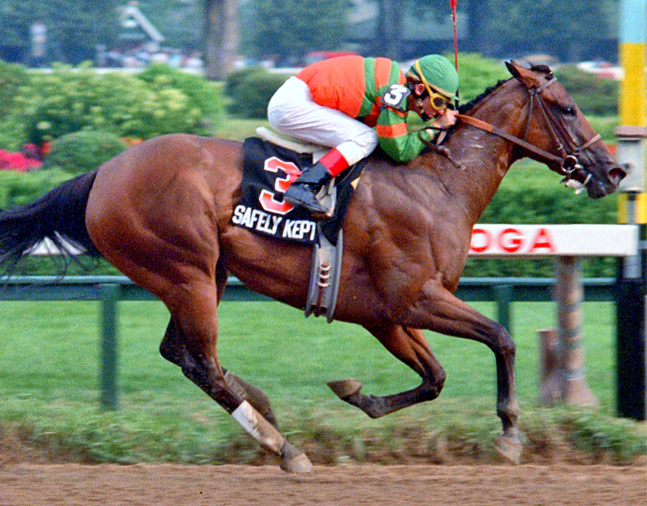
375;108;433;163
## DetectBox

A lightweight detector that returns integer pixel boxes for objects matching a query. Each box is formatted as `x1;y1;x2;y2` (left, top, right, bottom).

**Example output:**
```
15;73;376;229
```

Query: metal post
538;328;560;406
100;283;120;410
555;256;597;406
616;0;646;420
616;200;646;419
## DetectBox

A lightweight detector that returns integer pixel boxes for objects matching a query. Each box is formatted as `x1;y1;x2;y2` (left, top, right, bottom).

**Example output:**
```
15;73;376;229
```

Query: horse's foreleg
328;325;445;418
161;284;311;473
402;283;521;463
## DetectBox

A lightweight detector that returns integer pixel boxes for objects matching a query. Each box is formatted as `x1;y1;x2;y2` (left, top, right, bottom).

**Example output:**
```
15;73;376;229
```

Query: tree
410;0;493;56
0;0;119;64
370;0;614;61
370;0;401;59
204;0;239;80
137;0;202;51
243;0;352;66
487;0;610;61
463;0;491;55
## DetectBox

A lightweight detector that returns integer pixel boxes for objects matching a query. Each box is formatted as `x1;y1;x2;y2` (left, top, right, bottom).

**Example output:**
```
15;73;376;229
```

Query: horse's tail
0;170;101;274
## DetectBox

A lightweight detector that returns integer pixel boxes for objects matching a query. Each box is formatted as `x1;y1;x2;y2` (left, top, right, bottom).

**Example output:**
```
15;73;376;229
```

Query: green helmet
407;55;459;99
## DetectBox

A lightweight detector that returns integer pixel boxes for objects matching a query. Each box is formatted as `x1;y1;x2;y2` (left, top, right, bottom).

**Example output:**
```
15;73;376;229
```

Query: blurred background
0;0;623;77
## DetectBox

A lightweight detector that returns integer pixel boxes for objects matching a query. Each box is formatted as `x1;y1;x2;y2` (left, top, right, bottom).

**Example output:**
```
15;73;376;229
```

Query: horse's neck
441;83;526;223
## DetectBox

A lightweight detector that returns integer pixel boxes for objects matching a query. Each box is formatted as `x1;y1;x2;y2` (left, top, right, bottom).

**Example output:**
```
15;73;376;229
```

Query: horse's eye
562;106;576;116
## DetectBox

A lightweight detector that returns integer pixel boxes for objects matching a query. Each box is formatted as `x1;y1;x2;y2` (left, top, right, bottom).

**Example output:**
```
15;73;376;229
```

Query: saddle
232;128;366;322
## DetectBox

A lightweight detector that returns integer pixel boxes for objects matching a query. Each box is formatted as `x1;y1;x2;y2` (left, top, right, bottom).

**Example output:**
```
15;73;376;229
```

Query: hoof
327;378;362;399
279;441;313;474
494;434;523;464
280;453;313;474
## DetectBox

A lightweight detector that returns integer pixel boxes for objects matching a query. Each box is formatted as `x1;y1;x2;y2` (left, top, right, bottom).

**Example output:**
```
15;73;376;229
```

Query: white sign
469;225;639;257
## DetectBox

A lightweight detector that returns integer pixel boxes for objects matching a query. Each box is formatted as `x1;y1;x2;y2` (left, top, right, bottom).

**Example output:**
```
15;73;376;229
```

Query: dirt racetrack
1;463;645;506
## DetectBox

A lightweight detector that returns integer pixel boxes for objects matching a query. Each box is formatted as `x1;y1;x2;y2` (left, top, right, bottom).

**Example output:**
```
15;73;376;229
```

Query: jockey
267;54;459;215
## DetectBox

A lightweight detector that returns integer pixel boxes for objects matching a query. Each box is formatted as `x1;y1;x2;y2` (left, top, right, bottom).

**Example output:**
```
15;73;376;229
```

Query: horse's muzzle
584;163;627;198
608;165;627;188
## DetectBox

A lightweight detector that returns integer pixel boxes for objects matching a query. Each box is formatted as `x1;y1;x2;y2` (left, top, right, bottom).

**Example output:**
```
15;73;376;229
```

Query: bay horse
0;62;625;472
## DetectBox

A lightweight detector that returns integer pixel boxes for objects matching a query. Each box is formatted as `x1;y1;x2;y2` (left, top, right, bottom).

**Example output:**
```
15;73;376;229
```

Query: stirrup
312;179;336;218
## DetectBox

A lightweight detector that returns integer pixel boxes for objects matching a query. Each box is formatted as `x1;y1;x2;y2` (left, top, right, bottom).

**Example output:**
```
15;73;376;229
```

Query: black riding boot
284;162;333;214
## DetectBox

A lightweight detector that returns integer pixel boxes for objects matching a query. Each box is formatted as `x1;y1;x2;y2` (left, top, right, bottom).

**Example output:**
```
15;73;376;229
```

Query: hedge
0;168;74;208
42;130;128;175
553;65;618;116
136;64;222;121
0;60;29;119
0;60;31;150
222;54;618;121
23;63;221;144
224;67;293;119
0;62;223;148
451;53;510;103
456;55;620;117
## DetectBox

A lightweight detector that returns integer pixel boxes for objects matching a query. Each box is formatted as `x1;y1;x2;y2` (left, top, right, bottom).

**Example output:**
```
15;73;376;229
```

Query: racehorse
0;62;625;472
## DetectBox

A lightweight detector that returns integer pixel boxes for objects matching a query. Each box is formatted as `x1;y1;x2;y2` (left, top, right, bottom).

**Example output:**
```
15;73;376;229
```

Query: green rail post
494;284;512;332
100;283;120;410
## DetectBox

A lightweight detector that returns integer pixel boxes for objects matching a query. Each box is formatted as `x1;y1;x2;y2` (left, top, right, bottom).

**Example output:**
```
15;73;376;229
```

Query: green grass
1;299;644;464
587;115;618;143
0;300;613;408
214;114;271;141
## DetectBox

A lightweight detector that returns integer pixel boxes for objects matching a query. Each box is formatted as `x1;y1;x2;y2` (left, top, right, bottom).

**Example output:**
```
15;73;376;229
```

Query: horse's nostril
608;166;627;186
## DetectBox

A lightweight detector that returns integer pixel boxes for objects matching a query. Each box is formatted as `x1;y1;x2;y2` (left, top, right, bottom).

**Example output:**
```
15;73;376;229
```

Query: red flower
0;149;42;172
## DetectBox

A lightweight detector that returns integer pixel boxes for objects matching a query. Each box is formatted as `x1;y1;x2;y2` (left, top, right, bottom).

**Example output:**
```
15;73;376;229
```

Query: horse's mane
457;64;552;114
418;63;553;149
457;79;509;114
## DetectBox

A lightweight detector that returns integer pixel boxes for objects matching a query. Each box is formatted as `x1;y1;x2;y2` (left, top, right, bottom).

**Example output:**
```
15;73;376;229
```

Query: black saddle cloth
231;137;365;245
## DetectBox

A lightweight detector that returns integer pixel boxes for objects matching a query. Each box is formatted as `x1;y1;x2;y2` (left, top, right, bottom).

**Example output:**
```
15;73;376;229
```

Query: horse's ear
506;60;522;78
505;60;543;88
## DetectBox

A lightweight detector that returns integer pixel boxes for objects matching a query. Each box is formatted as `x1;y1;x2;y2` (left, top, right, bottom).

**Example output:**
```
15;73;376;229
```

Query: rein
455;76;601;185
455;114;565;164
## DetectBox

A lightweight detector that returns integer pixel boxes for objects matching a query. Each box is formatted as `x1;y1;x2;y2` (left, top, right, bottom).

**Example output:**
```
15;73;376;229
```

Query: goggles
429;92;452;111
414;60;453;111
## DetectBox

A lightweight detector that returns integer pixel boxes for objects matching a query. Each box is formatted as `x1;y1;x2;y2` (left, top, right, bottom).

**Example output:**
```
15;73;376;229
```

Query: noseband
456;76;601;188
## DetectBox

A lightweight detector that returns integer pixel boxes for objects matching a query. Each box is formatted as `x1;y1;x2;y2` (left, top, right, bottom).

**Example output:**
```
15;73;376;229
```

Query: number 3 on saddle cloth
231;137;367;321
233;137;365;246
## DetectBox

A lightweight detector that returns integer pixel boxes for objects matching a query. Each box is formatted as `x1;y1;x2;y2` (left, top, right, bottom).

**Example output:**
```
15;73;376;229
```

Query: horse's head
504;60;626;198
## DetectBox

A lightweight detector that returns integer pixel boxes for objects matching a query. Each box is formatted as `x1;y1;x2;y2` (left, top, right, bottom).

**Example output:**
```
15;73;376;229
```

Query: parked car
576;61;623;80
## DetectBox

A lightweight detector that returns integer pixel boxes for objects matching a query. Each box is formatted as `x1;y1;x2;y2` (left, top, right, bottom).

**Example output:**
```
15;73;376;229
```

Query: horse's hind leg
160;318;278;427
160;263;279;427
93;235;309;471
328;325;446;418
158;280;311;472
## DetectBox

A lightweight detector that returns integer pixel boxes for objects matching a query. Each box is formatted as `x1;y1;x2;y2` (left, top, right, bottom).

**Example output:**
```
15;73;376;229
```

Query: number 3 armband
381;84;410;112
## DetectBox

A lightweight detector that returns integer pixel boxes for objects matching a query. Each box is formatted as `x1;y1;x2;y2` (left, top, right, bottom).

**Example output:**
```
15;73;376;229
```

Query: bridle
455;76;602;187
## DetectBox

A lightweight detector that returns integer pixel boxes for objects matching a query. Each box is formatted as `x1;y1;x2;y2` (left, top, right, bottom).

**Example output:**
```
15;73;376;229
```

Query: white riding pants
267;76;379;167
